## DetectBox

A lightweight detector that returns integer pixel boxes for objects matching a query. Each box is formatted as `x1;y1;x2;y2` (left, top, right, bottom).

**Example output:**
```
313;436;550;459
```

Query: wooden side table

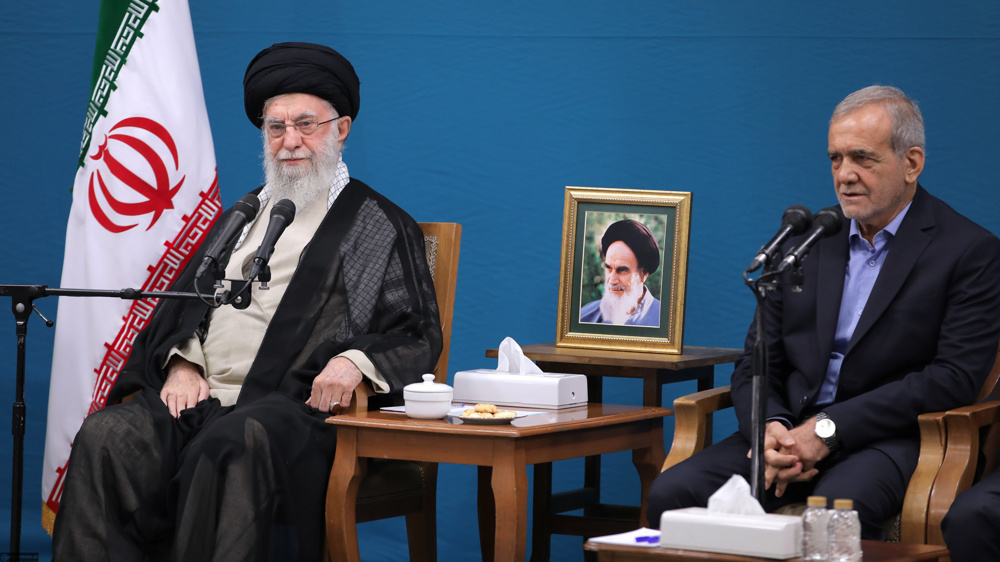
583;539;949;561
484;343;742;561
325;403;672;562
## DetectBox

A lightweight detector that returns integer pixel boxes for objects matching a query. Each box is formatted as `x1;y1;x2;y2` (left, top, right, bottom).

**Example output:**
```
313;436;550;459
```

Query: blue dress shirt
814;202;913;407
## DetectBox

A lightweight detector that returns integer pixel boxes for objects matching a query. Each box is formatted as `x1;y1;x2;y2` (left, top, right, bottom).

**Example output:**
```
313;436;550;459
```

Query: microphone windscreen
813;206;845;235
271;198;296;222
233;193;262;221
782;205;813;234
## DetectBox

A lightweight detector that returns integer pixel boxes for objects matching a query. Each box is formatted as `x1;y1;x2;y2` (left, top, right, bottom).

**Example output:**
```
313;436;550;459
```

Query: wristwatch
814;411;839;453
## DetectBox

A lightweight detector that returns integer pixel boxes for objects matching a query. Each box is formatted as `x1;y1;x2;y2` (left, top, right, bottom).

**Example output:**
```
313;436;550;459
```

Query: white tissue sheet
496;336;543;374
707;474;766;515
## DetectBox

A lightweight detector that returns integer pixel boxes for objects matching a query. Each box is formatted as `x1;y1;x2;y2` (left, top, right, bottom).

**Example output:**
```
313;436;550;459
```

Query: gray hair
831;85;925;159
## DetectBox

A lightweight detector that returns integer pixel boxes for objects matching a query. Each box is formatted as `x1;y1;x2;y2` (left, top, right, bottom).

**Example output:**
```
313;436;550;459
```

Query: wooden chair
921;345;1000;546
324;222;461;562
659;343;1000;545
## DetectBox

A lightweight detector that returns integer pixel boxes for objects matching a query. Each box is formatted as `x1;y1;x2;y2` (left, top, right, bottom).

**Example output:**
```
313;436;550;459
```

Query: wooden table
583;539;949;561
485;343;741;560
325;403;672;562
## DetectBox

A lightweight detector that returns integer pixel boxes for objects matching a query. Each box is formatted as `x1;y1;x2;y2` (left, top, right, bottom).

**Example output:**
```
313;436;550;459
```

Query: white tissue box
660;507;802;559
452;369;588;409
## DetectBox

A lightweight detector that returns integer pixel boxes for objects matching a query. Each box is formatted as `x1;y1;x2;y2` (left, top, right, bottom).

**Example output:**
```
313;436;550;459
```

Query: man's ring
330;401;340;409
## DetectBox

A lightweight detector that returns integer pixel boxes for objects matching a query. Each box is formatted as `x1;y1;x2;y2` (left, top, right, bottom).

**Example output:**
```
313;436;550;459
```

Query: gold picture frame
555;186;691;354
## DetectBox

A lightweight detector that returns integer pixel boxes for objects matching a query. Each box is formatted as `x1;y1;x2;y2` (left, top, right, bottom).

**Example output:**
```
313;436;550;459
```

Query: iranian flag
41;0;221;531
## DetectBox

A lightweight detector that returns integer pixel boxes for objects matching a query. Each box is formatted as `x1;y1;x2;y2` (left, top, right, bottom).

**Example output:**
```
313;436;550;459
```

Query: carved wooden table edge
582;539;949;562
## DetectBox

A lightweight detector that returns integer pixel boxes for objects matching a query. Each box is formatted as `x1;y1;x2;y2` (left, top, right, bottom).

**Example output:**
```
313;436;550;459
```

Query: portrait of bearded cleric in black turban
579;215;666;327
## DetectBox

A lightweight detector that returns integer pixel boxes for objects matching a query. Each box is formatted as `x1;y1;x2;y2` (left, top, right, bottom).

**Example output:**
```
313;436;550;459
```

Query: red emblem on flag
87;117;185;233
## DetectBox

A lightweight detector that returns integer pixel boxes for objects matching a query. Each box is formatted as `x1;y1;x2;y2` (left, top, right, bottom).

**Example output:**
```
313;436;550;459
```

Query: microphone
194;194;261;280
747;205;813;272
776;206;845;274
247;199;296;281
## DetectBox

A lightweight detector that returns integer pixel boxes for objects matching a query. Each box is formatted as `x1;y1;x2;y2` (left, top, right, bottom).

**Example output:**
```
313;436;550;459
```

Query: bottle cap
833;499;854;509
807;496;827;507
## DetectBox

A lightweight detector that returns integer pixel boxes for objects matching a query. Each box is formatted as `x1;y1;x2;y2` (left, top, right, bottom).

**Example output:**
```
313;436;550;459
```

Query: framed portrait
555;186;691;354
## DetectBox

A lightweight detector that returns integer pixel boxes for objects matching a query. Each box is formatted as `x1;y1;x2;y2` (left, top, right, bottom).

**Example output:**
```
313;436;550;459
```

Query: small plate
454;415;518;425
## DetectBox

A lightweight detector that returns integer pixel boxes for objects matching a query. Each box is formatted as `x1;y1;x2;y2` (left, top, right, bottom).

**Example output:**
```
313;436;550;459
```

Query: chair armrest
662;386;733;471
899;411;947;543
344;382;375;415
925;400;1000;545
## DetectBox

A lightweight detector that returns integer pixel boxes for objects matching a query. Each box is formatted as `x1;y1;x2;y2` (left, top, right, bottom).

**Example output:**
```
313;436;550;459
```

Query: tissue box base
453;369;588;409
660;507;802;559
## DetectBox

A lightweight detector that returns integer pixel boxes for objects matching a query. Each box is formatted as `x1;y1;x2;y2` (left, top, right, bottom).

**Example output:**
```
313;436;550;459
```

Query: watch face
816;418;836;438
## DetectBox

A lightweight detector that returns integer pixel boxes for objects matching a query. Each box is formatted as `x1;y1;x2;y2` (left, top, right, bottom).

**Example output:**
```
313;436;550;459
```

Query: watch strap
815;411;840;453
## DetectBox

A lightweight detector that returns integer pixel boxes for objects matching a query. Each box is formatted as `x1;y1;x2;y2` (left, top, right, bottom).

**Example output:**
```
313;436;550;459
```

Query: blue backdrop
2;2;1000;560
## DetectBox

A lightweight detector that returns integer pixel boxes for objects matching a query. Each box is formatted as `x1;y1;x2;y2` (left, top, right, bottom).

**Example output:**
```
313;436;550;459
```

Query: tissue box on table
659;507;802;559
453;368;588;409
453;337;588;409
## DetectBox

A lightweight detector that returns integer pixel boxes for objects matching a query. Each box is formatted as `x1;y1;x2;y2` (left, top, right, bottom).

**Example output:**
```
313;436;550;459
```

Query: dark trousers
941;468;1000;561
647;431;910;540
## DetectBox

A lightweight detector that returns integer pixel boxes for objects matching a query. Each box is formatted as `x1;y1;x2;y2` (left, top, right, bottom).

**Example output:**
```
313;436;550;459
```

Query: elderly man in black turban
53;43;442;561
580;218;662;326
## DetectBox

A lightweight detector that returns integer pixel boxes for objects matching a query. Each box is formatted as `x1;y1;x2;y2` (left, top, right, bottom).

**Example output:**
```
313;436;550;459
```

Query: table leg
478;466;495;561
644;374;662;407
632;419;665;528
326;427;364;562
582;375;602;519
530;462;553;562
582;455;601;513
491;441;529;562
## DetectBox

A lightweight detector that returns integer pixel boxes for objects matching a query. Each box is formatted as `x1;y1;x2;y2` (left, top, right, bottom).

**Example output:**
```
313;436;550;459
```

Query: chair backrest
419;222;461;384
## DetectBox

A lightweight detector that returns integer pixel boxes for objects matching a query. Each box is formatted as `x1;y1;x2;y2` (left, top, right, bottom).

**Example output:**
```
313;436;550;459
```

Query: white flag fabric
42;0;221;532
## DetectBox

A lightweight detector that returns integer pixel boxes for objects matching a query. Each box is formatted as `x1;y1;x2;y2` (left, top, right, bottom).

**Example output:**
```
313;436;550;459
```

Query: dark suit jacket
731;185;1000;472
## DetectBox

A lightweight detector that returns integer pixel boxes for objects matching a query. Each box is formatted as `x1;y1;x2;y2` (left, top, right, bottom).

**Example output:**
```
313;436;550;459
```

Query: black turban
601;219;661;275
243;42;361;128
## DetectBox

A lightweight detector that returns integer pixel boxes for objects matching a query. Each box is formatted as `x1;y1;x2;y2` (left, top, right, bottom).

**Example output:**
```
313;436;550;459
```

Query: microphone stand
0;278;254;559
742;263;799;503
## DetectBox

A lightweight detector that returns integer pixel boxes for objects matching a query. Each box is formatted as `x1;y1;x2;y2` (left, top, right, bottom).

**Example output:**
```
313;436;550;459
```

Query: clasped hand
748;418;830;497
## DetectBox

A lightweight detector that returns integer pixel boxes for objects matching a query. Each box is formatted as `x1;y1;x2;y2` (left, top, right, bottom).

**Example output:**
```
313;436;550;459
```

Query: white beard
598;272;646;324
261;132;342;211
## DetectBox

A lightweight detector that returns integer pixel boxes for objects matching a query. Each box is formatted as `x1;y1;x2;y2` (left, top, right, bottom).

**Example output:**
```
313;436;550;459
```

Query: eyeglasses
264;117;338;139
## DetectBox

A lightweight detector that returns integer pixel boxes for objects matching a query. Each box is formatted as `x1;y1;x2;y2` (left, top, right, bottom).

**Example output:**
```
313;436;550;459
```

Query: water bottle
801;495;829;560
828;498;862;562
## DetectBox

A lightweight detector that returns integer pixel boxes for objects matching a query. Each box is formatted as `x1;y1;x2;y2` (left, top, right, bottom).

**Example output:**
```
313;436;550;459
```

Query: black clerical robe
53;179;442;561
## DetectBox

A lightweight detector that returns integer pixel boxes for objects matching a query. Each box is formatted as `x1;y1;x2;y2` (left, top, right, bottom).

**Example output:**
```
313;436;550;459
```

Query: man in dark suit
647;85;1000;540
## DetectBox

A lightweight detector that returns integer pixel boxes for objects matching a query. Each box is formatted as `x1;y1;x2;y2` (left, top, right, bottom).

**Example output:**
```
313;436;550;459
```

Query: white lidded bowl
403;374;453;419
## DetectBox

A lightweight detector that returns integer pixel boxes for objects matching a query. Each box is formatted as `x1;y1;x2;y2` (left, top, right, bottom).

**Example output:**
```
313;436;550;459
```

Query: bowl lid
403;373;453;394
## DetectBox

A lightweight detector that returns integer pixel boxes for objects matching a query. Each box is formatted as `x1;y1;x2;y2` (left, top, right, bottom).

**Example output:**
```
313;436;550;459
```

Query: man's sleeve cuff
337;350;389;394
767;416;794;430
164;337;206;376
